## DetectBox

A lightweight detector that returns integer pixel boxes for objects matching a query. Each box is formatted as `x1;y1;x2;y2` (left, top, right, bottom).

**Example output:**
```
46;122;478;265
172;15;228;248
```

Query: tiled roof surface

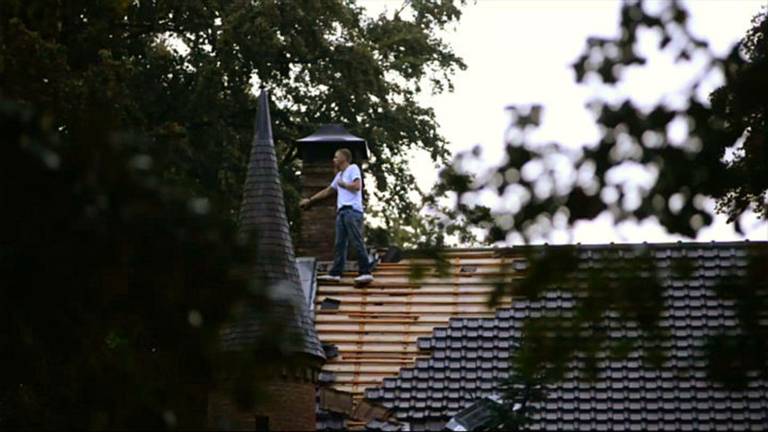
221;89;324;360
315;250;521;428
315;242;768;430
361;242;768;431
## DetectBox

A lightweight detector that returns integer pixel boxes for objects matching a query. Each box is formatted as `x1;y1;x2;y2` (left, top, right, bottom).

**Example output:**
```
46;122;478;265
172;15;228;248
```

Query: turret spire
224;88;324;360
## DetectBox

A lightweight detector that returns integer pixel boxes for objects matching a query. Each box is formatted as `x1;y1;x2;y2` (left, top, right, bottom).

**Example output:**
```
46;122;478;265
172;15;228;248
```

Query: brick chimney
295;124;369;260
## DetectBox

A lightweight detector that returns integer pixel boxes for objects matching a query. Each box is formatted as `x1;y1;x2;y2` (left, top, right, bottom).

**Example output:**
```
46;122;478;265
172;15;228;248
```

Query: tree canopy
435;1;766;243
1;0;466;244
0;97;279;428
1;0;471;427
426;1;767;427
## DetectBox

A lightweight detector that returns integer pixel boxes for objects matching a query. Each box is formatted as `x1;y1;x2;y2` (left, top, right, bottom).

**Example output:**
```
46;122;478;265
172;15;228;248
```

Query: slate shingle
363;242;768;431
220;89;324;360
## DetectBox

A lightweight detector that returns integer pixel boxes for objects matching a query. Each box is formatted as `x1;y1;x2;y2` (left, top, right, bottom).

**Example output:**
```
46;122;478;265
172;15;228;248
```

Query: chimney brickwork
208;375;318;431
295;124;370;262
298;161;337;260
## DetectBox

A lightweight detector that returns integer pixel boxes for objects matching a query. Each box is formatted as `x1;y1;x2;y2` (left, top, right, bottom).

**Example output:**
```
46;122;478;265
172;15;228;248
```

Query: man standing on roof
300;148;374;284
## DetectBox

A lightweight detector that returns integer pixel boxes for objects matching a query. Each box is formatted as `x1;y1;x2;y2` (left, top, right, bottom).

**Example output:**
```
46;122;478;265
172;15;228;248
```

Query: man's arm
299;186;336;209
336;178;361;192
336;165;362;192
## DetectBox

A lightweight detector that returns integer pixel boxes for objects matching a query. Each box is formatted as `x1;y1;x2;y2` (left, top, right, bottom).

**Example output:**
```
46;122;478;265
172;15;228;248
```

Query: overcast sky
363;0;767;245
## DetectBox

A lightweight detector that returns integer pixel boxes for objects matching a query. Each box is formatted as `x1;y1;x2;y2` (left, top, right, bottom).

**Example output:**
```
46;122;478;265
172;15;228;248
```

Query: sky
362;0;767;245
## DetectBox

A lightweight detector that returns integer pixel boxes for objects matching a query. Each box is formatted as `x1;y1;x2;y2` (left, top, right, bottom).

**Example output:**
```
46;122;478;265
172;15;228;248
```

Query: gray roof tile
221;89;324;360
363;242;768;431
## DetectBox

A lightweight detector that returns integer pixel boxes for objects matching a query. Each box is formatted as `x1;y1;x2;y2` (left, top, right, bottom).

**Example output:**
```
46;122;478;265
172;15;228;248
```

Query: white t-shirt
330;164;364;212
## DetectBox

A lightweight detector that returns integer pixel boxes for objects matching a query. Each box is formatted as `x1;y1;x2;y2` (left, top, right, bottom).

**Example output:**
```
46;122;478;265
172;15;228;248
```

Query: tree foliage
367;188;486;250
425;1;767;427
1;0;466;245
0;98;290;428
5;0;477;426
486;244;768;431
0;0;468;427
435;1;766;243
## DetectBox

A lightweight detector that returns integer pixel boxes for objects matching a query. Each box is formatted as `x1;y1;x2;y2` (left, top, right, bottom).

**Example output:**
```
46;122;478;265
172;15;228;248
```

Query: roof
314;250;518;429
314;242;768;430
296;124;366;143
220;89;324;360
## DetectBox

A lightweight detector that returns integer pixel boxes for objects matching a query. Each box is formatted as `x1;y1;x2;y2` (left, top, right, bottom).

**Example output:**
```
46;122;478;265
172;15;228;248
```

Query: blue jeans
329;207;371;276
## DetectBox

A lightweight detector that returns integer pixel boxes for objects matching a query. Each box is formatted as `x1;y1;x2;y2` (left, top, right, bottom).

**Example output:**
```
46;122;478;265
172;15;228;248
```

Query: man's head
333;148;353;170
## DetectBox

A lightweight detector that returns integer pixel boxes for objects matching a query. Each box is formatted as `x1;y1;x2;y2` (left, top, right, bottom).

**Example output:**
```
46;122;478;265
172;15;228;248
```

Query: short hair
336;148;353;162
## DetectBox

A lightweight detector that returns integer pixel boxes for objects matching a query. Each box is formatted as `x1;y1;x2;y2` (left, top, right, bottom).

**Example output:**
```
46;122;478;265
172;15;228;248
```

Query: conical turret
223;88;324;360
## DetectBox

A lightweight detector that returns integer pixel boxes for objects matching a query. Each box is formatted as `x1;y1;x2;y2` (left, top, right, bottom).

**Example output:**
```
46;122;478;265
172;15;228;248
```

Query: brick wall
208;378;317;431
298;161;370;262
297;161;336;260
256;380;316;431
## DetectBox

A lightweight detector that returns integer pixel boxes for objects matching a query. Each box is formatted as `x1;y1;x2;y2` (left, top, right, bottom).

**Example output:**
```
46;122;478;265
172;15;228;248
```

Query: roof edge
399;240;768;258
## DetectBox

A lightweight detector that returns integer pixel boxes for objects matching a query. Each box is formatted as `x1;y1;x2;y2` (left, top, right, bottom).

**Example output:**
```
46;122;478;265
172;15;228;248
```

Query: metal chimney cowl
296;123;369;164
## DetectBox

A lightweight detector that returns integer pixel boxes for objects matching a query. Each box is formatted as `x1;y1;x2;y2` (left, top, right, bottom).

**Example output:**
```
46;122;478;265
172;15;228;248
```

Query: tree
428;0;767;425
0;0;467;246
0;1;470;426
367;189;486;250
0;98;293;428
435;1;766;243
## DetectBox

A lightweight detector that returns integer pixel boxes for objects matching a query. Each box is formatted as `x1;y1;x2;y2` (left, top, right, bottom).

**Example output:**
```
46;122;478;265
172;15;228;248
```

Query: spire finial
255;88;273;142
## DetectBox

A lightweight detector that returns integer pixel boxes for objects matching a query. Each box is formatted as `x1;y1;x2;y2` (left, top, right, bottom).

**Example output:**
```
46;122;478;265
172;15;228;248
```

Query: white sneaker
317;274;341;282
354;274;374;284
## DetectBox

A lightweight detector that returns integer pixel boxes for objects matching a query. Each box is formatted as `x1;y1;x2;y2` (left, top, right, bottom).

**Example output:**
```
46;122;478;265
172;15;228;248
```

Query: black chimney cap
296;123;369;162
297;123;365;143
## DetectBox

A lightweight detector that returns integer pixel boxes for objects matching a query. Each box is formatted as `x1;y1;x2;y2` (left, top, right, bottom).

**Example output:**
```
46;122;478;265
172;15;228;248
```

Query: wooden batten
313;252;525;428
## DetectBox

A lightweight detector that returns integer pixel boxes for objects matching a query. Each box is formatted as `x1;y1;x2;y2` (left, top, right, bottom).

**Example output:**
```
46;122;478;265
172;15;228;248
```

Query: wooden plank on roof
333;373;402;384
317;310;418;316
315;296;498;305
315;316;440;325
330;344;421;353
387;257;501;265
401;256;513;263
315;292;497;300
316;285;498;295
317;322;441;330
325;358;413;365
314;254;520;420
338;272;519;279
341;276;519;285
316;323;450;333
316;279;521;290
317;281;423;288
320;311;496;319
333;356;418;365
314;315;484;325
370;268;515;277
319;304;498;313
339;375;400;384
320;333;426;344
324;364;405;374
